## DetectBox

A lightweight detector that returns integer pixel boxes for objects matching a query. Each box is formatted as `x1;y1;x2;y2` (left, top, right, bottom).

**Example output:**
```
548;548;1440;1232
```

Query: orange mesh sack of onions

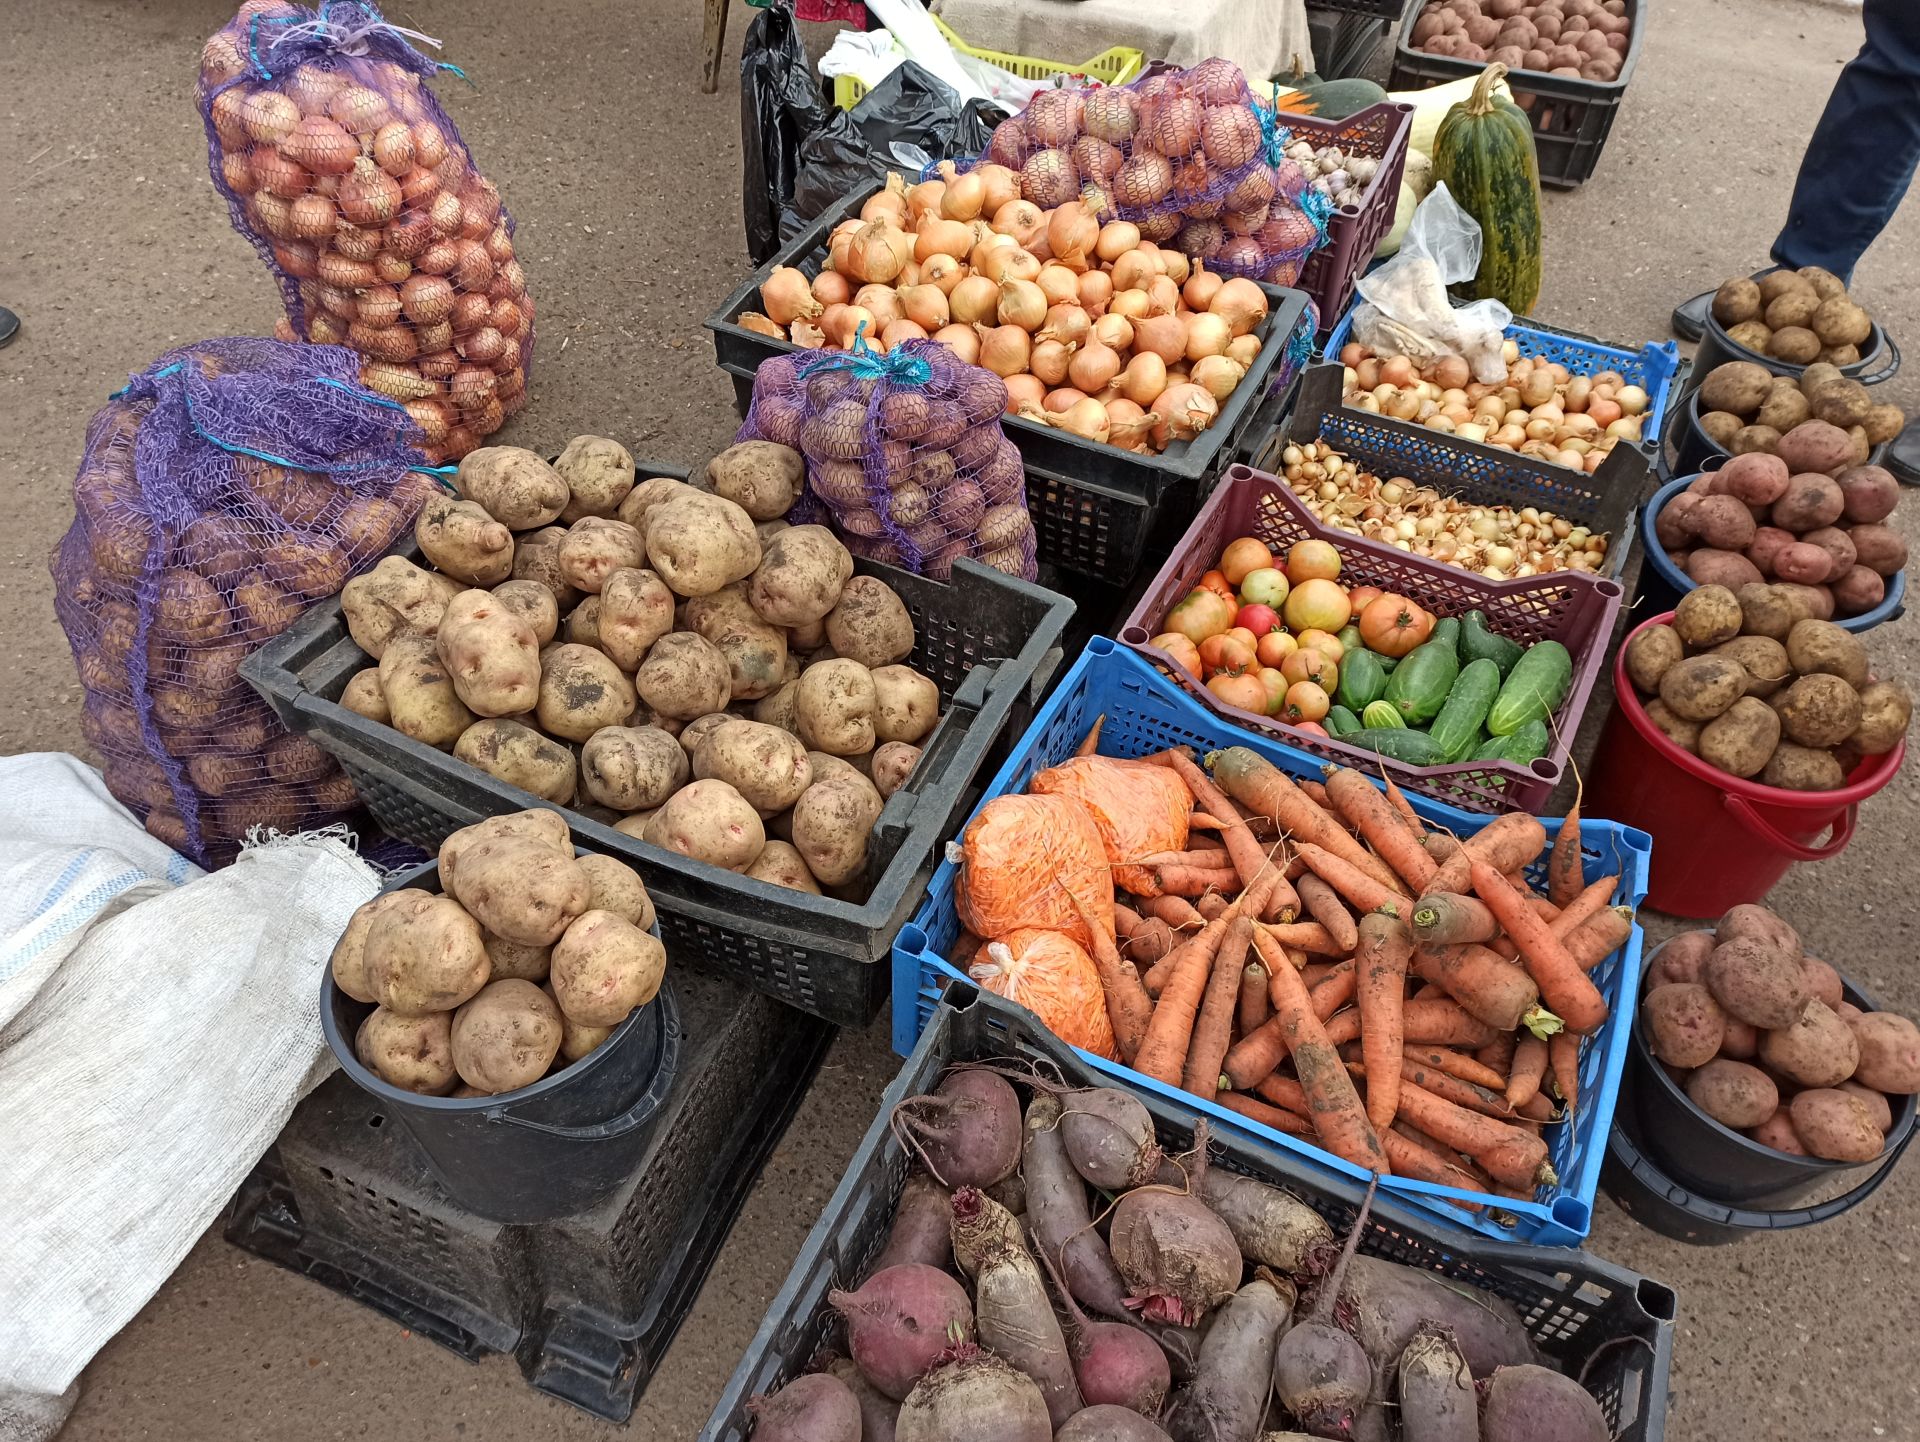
197;1;532;465
738;337;1040;579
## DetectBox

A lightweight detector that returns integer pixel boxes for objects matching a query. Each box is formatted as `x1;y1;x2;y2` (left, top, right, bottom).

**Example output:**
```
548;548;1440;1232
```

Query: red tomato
1234;603;1282;637
1198;569;1236;602
1359;593;1435;658
1198;632;1256;674
1347;584;1384;615
1208;670;1269;713
1151;632;1202;679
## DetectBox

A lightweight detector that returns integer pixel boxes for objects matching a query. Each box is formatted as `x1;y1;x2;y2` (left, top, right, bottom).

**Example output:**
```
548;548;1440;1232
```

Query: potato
339;556;446;659
1811;296;1872;349
1863;402;1906;445
378;633;476;749
1733;583;1802;641
643;779;766;871
1837;1000;1866;1023
1830;463;1897;523
1721;1019;1759;1060
1643;698;1702;752
792;771;884;887
454;718;578;803
448;834;594;948
1686;550;1763;589
825;576;916;668
1760;741;1846;790
1718;451;1791;507
612;812;654;840
754;679;802;735
1686;496;1759;552
1777;673;1862;748
749;524;854;627
576;853;655;932
746;839;822;893
1700;361;1772;417
1782;618;1868;687
1788;958;1841;1016
450;979;563;1093
440;811;571;891
456;447;569;528
616;475;703;538
645;492;763;597
547;982;614;1062
1708;636;1791;698
1839;1081;1895;1133
1768;327;1822;364
1775;421;1853;476
1794;266;1846;300
364;892;491;1016
678;711;736;758
481;929;551;983
694;720;812;813
1706;934;1813;1029
356;1007;457;1095
1698;410;1744;449
1683;1059;1778;1130
581;725;688;812
553;516;646;597
1710;278;1762;326
511;526;583;611
1654;492;1701;549
1748;1106;1808;1156
1641;982;1725;1068
682;582;760;636
1810;379;1872;432
597;568;677;670
1721;329;1771;365
1697;696;1780;778
551;909;666;1026
1716;901;1800;957
490;578;560;646
537;644;637;742
415;493;513;587
1789;1088;1884;1162
708;440;805;521
563;596;603;650
1849;679;1911;756
341;667;391;724
1754;387;1811;435
705;618;790;702
1775;580;1835;621
1849;1012;1920;1094
1759;270;1814;306
555;435;636;523
872;741;922;799
868;664;940;745
1648;930;1716;988
1757;998;1859;1088
1657;654;1747;722
434;589;540;718
634;632;732;722
1764;287;1821;331
1847;522;1908;577
332;891;432;1003
1623;624;1682;695
1668;586;1739;649
795;659;879;755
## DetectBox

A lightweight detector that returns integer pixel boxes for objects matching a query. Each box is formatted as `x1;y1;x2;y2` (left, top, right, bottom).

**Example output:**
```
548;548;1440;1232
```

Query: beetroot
1107;1123;1240;1327
1273;1178;1377;1440
869;1172;954;1277
896;1347;1051;1442
1198;1167;1333;1272
1024;1093;1136;1319
1163;1273;1297;1442
747;1372;862;1442
1034;1224;1171;1416
826;1357;900;1442
950;1185;1025;1278
829;1263;975;1401
1058;1087;1162;1189
1339;1256;1536;1379
1479;1365;1609;1442
1396;1326;1476;1442
972;1233;1085;1427
1055;1405;1177;1441
893;1069;1023;1188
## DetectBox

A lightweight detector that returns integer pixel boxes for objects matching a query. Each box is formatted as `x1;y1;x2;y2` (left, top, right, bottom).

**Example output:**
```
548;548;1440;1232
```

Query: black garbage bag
740;0;831;265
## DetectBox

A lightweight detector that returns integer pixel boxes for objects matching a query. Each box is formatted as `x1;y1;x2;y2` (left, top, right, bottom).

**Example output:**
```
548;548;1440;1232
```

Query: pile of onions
1275;440;1611;579
1336;341;1649;476
198;25;532;465
747;171;1279;454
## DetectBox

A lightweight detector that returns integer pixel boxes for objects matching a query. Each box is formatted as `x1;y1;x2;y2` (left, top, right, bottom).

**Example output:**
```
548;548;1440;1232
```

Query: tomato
1358;593;1435;658
1258;666;1288;714
1295;628;1345;663
1283;577;1352;634
1284;681;1331;723
1256;630;1297;668
1281;647;1336;691
1234;602;1282;637
1166;587;1235;643
1239;567;1290;610
1221;537;1275;587
1151;632;1203;679
1292;720;1329;737
1199;569;1236;602
1285;539;1342;585
1208;670;1269;713
1198;632;1256;674
1346;584;1384;616
1226;626;1259;651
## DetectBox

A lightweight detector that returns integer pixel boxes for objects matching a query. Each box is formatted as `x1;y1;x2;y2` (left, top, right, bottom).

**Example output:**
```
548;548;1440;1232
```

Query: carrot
1141;895;1205;931
1423;831;1461;865
1075;714;1106;757
1563;905;1635;972
1159;751;1274;895
1428;814;1549;895
1137;864;1242;898
1299;778;1335;811
1406;1045;1510;1093
1548;800;1584;907
1548;1031;1581;1113
1072;894;1153;1064
1113;903;1144;940
1394;1059;1522;1120
1134;849;1236;870
1215;1089;1313;1137
1187;832;1228;853
1123;916;1177;964
1294;872;1358;953
1355;909;1413;1131
1381;775;1426;838
1548;873;1619;939
1410;942;1543;1033
1504;1035;1549;1107
1300;961;1333;988
1322;998;1495;1049
1409;891;1499;946
1134;871;1279;1076
1393;1081;1557;1190
1252;1073;1311;1114
1206;748;1403;895
1196;893;1228;921
1468;857;1609;1035
1413;982;1448;1002
1295;842;1411;915
1477;1031;1518;1077
1238;961;1271;1038
1183;914;1255;1097
1307;957;1357;1020
1379;1129;1485;1207
1263;869;1301;924
1256;921;1342;955
1258;937;1389;1173
1323;766;1438;891
1487;935;1519;961
1221;934;1298;1089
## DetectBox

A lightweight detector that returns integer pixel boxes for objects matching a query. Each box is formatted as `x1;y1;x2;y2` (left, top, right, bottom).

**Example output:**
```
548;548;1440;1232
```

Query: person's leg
1771;0;1920;282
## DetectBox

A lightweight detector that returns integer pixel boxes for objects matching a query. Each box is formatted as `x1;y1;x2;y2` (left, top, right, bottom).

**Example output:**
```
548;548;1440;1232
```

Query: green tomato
1337;623;1364;654
1238;567;1290;609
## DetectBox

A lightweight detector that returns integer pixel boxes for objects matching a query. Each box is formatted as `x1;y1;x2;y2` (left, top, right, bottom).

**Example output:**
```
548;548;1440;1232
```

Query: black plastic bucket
1668;386;1890;483
320;860;681;1223
1694;267;1899;387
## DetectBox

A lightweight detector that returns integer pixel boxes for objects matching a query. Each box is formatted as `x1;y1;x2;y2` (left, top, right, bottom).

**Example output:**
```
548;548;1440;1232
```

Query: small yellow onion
821;303;877;349
997;279;1048;331
1095;220;1142;263
844;219;910;285
287;192;337;241
1147;275;1181;317
1004;374;1047;413
1077;270;1114;313
907;178;947;220
340;157;402;226
978;324;1032;378
990;199;1045;248
417;318;454;352
950;275;1000;326
861;178;909;226
1041;388;1087;414
1047;202;1100;271
1110;288;1152;320
980;246;1042;285
791;319;827;350
1068;340;1123;394
1159;250;1191;284
933;323;981;364
1150;382;1220;447
327;85;392;136
411;120;449;169
1052;397;1112;443
914;217;974;263
1031;338;1078;387
1185;312;1232;361
1190;354;1246;401
1132;314;1187;365
812;269;852;307
975;164;1021;216
1121;352;1168;406
1036;264;1080;308
1209;277;1269;337
283;114;358;176
1037;304;1091;348
941;171;987;221
882;319;928;349
1093;313;1134;351
856;284;906;331
762;266;824;326
900;283;950;331
241;90;300;145
1110;251;1160;293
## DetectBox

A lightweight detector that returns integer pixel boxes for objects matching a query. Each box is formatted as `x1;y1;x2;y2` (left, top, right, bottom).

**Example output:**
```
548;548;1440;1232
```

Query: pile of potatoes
331;811;665;1097
1709;268;1878;368
1406;0;1632;81
1641;905;1919;1163
1655;447;1906;618
1692;359;1905;471
337;437;944;896
1624;585;1912;789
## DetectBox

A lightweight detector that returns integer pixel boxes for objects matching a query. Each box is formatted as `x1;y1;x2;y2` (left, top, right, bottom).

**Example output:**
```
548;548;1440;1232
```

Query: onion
762;266;823;326
282;114;357;177
1091;220;1141;265
220;149;258;196
1031;338;1077;387
1146;275;1179;317
1151;382;1220;447
1004;374;1046;412
1144;93;1203;160
861;179;908;225
1185;312;1233;361
915;217;973;262
287;193;337;241
1227;334;1262;368
1047;202;1100;272
1037;304;1091;348
1190;354;1246;400
270;241;317;278
1110;250;1161;293
241;90;300;145
980;246;1041;285
416;346;457;379
249;145;308;200
900;284;950;331
328;85;391;136
1068;339;1123;393
934;323;982;364
1092;313;1134;350
845;286;898;333
908;179;946;220
1054;397;1112;443
398;166;441;208
316;251;376;289
1076;270;1114;312
427;189;462;236
451;239;494;292
1110;288;1152;321
1071;135;1124;188
1034;264;1079;307
339;157;401;227
791;319;827;349
990;199;1045;248
997;279;1048;331
978;325;1032;378
950;277;1000;326
1133;314;1186;365
941;172;987;221
1083;88;1139;145
1122;352;1168;405
975;164;1021;216
307;311;346;344
883;319;928;349
845;219;910;284
450;292;492;333
812;270;851;307
1183;264;1224;311
1209;277;1269;336
1201;105;1262;170
1020;149;1079;210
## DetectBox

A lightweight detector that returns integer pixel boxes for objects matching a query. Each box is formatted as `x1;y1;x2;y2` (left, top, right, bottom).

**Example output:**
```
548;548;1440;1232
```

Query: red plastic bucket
1588;612;1906;917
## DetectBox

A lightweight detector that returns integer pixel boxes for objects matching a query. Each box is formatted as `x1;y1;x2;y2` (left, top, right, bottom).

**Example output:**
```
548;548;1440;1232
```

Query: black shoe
1886;427;1920;486
0;308;16;348
1670;291;1711;342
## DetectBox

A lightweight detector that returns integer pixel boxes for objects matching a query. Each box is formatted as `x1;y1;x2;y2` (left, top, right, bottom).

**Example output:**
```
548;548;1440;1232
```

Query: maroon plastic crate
1282;103;1414;339
1118;463;1624;812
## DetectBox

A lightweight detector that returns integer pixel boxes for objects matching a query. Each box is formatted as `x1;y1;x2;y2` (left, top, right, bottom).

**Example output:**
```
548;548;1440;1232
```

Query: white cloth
0;754;379;1442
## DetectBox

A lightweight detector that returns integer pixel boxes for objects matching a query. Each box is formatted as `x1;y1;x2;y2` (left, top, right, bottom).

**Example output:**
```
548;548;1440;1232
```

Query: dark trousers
1772;0;1920;282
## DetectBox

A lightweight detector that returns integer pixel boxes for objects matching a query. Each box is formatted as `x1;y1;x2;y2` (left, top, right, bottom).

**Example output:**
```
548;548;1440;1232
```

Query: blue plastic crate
1321;304;1682;454
890;638;1653;1246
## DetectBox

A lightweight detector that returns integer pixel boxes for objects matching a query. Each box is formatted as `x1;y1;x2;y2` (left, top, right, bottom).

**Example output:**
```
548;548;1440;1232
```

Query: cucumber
1337;649;1389;712
1363;700;1407;730
1470;719;1551;765
1427;658;1503;762
1327;705;1363;739
1460;610;1525;677
1382;626;1461;725
1430;617;1462;652
1487;640;1574;736
1341;728;1452;767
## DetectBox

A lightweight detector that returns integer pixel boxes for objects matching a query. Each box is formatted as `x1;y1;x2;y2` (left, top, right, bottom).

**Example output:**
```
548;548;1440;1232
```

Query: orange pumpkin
1208;670;1269;713
1152;632;1203;679
1358;593;1433;657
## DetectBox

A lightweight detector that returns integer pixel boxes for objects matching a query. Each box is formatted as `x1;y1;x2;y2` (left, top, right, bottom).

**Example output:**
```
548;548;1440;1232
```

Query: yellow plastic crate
833;15;1146;110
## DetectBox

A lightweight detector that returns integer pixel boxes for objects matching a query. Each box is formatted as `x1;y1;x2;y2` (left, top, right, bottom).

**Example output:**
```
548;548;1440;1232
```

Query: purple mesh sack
50;337;435;866
196;0;533;466
740;340;1039;580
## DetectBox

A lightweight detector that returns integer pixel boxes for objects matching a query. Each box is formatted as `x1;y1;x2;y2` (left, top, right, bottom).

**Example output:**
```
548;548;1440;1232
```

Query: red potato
1790;1088;1885;1162
1646;931;1715;987
1749;1105;1809;1155
1757;1000;1859;1087
1685;1059;1779;1129
1720;1018;1759;1059
1642;983;1725;1067
1705;935;1812;1029
1849;1012;1920;1094
1800;957;1844;1012
1839;1081;1896;1133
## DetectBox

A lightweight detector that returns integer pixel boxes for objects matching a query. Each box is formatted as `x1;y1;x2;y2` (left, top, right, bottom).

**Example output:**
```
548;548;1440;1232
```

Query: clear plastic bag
1349;183;1511;382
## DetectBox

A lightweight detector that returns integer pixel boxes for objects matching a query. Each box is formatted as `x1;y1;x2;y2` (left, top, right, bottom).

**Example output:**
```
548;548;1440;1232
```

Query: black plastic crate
226;970;834;1423
1389;0;1645;188
700;986;1677;1442
241;516;1072;1030
1305;0;1402;19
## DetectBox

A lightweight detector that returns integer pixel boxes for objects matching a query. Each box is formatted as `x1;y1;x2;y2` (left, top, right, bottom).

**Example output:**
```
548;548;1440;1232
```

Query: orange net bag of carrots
968;928;1118;1059
1032;756;1192;896
956;792;1113;947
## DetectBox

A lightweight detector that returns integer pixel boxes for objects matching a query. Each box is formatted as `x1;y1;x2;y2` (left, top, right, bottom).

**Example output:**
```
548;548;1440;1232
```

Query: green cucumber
1363;700;1407;730
1460;610;1525;677
1487;640;1574;736
1337;649;1389;712
1327;705;1363;739
1382;625;1461;725
1470;719;1551;765
1427;658;1503;762
1341;728;1453;767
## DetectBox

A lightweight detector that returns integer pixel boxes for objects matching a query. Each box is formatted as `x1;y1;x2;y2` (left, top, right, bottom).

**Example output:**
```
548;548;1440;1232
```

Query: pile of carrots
955;720;1636;1210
